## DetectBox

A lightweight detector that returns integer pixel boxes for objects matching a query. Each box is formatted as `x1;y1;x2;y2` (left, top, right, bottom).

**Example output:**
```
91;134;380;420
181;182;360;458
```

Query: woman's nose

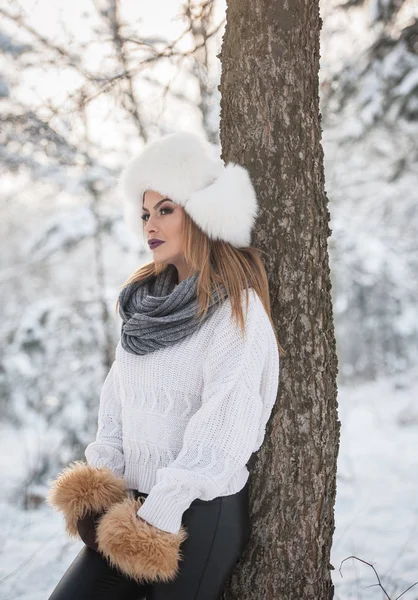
144;217;156;232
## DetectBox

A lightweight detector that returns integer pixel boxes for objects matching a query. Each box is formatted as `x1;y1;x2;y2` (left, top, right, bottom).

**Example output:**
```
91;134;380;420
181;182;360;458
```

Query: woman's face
142;189;185;266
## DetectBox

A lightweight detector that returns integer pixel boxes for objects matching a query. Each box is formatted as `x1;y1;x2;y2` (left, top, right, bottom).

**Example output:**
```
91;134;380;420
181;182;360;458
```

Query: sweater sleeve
136;291;280;534
84;359;125;478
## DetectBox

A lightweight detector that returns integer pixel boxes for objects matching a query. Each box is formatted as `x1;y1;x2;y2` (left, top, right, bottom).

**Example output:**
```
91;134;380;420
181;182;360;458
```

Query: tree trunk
218;1;340;598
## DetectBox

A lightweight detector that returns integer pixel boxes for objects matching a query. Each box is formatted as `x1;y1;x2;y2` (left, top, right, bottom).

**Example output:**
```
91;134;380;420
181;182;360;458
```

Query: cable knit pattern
84;362;125;477
85;288;280;534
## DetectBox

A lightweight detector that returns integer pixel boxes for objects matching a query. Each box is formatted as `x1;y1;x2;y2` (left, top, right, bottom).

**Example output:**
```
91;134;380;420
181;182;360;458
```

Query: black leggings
47;483;251;600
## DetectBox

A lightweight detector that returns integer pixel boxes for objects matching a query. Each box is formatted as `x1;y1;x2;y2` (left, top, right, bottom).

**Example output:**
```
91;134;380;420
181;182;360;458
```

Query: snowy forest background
0;0;417;598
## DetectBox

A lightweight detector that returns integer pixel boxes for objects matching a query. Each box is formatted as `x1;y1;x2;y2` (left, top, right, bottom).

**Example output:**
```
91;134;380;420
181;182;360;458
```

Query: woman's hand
77;511;105;552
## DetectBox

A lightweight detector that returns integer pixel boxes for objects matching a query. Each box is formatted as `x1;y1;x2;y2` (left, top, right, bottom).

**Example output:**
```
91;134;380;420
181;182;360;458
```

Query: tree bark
218;1;340;598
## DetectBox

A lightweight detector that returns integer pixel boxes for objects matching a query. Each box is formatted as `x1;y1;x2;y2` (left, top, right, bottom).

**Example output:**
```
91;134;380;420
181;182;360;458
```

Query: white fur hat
118;131;259;247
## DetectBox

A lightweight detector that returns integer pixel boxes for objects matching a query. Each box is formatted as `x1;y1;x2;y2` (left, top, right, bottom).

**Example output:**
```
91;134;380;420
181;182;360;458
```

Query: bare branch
339;555;418;600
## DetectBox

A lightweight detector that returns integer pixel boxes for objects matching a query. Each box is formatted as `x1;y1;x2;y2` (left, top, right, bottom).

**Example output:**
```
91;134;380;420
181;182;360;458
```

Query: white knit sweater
85;288;280;534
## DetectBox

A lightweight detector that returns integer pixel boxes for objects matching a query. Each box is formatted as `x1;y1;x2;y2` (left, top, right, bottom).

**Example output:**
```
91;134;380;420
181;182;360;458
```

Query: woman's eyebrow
142;198;173;213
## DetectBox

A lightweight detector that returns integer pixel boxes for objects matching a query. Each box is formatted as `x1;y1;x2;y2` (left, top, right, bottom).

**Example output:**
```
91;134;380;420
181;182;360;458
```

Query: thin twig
339;555;418;600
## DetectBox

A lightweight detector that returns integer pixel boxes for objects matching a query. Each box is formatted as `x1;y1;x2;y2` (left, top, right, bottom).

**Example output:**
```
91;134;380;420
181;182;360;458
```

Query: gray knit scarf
118;263;228;355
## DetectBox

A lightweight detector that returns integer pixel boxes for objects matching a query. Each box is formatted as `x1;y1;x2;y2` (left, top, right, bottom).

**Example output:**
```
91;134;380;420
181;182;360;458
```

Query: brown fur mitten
46;460;128;538
96;496;188;584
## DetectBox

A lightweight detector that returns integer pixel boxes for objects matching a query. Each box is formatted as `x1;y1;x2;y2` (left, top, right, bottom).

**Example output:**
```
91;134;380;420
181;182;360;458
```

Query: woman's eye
141;207;173;222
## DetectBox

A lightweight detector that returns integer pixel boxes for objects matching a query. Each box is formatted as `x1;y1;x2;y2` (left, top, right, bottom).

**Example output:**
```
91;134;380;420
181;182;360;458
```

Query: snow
0;0;417;597
330;370;418;599
0;370;417;598
25;206;97;261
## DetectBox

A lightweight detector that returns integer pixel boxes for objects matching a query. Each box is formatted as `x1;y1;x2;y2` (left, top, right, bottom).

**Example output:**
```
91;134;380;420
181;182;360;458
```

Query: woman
47;131;284;600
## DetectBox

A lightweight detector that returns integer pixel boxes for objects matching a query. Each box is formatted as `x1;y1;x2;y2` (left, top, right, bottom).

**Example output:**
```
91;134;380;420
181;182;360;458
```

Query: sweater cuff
136;479;201;534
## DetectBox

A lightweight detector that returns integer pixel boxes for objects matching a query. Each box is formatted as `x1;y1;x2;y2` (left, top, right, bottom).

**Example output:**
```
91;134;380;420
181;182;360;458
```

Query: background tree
320;0;418;382
0;0;223;502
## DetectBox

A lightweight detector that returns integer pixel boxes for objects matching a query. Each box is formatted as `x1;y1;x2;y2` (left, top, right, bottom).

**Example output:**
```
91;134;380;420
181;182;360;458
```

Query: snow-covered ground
331;369;418;599
1;369;417;599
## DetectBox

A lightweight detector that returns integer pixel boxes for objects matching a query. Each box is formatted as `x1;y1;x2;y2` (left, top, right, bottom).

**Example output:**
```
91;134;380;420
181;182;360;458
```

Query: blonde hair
115;204;286;357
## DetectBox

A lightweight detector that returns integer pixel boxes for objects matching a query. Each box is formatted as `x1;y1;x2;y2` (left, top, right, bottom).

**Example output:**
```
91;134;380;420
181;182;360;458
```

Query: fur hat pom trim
46;460;128;538
96;496;188;584
185;162;259;247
